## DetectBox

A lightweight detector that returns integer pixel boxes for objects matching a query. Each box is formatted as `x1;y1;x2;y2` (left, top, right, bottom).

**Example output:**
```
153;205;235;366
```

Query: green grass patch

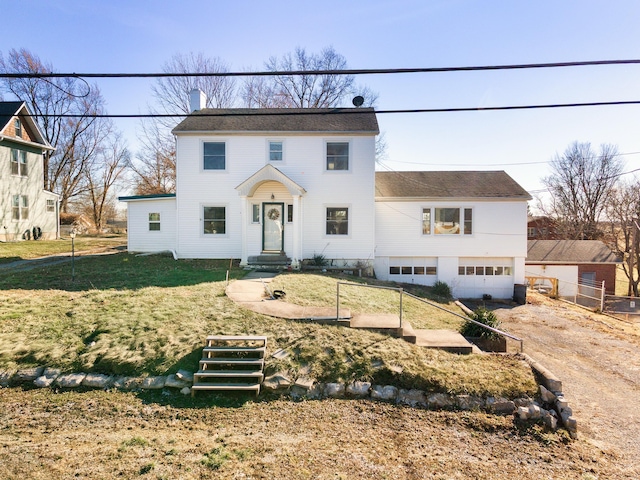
0;255;536;398
0;235;126;264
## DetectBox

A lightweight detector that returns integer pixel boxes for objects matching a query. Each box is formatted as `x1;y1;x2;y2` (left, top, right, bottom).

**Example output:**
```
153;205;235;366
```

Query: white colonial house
121;92;531;299
0;101;59;241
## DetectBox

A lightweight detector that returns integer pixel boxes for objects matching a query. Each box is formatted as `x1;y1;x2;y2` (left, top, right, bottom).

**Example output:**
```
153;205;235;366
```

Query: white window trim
251;203;261;224
46;199;56;213
267;139;285;163
148;212;161;232
201;203;229;237
424;206;473;236
201;139;228;172
12;194;28;221
324;139;351;172
324;204;351;237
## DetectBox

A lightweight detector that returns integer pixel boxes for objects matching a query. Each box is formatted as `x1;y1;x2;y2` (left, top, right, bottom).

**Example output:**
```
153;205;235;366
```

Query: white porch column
292;194;302;269
240;195;248;266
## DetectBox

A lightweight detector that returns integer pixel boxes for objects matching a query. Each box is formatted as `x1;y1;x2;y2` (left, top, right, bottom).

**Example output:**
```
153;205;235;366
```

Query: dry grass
0;388;630;480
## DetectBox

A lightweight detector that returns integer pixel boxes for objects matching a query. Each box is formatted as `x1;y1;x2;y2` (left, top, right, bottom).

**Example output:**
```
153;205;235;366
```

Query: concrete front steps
192;335;267;397
349;314;473;354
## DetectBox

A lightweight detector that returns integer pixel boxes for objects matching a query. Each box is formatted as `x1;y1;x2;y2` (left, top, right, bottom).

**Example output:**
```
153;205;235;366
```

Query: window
414;266;425;275
12;195;28;220
458;264;512;276
203;206;226;234
422;209;431;235
326;207;348;235
527;227;536;237
269;141;283;161
46;199;56;212
149;213;160;231
326;142;349;170
287;204;293;223
252;204;260;223
389;266;400;275
432;207;472;235
14;118;22;138
11;149;27;176
203;142;225;170
425;266;437;275
401;266;412;274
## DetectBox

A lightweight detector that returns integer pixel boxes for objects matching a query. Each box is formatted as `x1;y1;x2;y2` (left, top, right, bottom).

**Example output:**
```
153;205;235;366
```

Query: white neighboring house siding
374;199;528;298
174;134;375;263
524;264;579;297
125;197;177;253
0;142;58;241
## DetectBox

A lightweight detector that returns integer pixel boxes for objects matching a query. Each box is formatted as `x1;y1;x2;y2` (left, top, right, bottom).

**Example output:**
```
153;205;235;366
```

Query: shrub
311;252;328;266
460;307;502;339
431;281;452;299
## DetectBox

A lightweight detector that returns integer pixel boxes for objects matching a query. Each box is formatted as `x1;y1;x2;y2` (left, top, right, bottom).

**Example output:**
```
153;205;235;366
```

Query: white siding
126;198;177;252
525;264;579;297
174;134;376;262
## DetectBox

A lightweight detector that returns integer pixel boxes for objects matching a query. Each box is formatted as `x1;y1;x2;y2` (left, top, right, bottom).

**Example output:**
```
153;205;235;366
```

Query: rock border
0;357;576;438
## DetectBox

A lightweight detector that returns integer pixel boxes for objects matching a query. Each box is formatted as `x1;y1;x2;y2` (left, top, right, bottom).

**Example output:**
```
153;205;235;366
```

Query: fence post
399;288;403;330
336;282;340;320
600;280;605;312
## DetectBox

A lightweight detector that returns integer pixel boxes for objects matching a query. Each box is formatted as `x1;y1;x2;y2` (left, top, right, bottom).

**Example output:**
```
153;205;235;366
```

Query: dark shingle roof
0;101;24;132
527;240;619;263
172;108;379;134
375;171;531;199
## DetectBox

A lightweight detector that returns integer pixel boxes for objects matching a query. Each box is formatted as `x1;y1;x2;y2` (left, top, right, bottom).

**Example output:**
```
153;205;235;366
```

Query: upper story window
326;207;348;235
12;195;28;220
149;213;161;231
269;141;283;161
423;207;473;235
326;142;349;170
10;149;27;176
14;118;22;138
203;142;226;170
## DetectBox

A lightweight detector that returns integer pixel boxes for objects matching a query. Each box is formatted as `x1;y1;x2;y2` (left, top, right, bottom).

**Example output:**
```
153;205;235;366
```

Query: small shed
525;240;620;296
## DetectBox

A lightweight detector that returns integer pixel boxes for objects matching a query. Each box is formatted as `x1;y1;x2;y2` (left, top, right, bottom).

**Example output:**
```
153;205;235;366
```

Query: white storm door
262;203;284;252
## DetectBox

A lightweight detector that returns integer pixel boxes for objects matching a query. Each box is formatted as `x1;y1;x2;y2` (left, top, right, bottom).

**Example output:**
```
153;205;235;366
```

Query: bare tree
605;179;640;296
540;142;624;240
241;46;377;108
0;48;112;211
81;133;130;231
132;52;236;194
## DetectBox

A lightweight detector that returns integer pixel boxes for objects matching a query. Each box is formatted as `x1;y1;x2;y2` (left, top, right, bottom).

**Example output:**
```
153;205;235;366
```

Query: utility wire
2;59;640;79
23;100;640;118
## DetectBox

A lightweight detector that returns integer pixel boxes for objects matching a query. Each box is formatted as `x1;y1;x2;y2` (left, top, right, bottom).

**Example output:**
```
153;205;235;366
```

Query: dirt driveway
488;292;640;476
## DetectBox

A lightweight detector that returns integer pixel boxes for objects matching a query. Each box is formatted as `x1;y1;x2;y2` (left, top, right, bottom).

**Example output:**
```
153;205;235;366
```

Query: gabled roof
0;101;53;150
375;171;531;200
236;164;306;197
172;108;379;134
527;240;620;264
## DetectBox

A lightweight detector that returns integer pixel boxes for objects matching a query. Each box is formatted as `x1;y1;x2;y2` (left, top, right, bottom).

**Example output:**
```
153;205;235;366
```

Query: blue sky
3;0;640;197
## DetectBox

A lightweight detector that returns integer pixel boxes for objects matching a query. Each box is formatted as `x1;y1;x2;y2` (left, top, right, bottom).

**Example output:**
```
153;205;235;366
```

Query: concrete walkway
226;272;475;353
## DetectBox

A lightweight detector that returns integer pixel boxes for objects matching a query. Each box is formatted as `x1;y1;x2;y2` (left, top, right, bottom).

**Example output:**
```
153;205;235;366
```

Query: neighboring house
527;216;558;240
526;240;619;296
121;92;531;299
0;101;58;241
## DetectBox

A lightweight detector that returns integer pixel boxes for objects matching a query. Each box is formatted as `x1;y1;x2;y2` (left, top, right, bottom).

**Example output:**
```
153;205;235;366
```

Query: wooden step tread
203;346;266;353
195;371;264;378
192;383;261;391
200;358;264;365
206;335;267;342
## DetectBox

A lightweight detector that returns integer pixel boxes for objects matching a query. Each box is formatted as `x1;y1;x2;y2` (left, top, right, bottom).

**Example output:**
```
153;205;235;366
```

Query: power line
2;59;639;79
22;100;640;118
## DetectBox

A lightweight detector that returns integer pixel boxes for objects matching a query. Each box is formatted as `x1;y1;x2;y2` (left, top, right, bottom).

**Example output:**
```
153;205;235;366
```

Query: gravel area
487;292;640;477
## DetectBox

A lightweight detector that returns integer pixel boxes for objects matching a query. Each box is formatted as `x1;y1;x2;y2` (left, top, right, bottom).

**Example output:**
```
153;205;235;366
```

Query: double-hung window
12;195;28;220
11;149;27;176
149;213;161;231
423;207;472;235
203;206;226;234
203;142;225;170
46;199;56;212
14;118;22;138
326;207;348;235
269;141;283;161
326;142;349;170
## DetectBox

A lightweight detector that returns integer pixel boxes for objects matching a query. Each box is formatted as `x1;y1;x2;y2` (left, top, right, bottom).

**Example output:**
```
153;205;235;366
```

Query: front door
262;203;284;252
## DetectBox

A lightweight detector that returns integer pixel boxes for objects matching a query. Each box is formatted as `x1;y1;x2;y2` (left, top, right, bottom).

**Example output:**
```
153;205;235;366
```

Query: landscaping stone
346;381;371;398
56;373;87;388
539;384;557;404
262;374;293;392
82;373;112;389
180;386;191;395
306;383;324;400
542;409;558;430
397;389;427;408
175;370;194;383
485;397;516;415
563;416;578;438
141;376;166;390
516;406;530;420
528;404;543;420
165;374;190;389
324;383;345;398
513;397;534;408
43;367;62;379
370;385;398;401
119;377;143;390
427;392;454;409
0;370;15;387
15;367;44;383
456;394;484;411
34;375;56;388
294;376;315;390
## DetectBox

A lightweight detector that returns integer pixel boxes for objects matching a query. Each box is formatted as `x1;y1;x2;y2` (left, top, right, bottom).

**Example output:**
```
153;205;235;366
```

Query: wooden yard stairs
191;335;267;397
